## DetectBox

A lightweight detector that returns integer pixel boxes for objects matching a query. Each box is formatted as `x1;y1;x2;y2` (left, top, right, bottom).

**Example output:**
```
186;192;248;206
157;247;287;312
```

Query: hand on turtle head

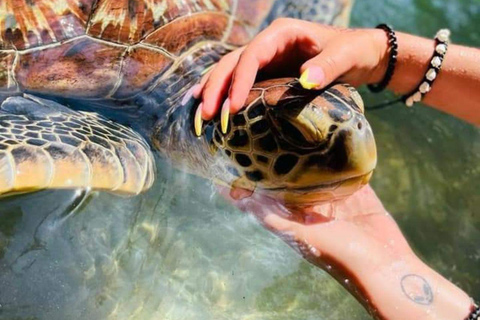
194;19;390;127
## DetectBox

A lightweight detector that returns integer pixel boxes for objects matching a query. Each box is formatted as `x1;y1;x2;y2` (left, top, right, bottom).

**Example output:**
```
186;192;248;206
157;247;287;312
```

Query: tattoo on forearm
400;274;434;305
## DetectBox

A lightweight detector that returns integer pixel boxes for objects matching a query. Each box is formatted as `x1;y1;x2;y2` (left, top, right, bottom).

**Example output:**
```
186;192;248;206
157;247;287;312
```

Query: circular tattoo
400;274;434;305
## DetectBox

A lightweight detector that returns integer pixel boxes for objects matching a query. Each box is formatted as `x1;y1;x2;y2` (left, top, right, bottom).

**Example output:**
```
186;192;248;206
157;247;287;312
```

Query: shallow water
0;1;479;319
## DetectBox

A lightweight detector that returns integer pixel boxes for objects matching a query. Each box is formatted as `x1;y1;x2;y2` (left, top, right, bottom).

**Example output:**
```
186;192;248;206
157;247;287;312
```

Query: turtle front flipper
0;95;154;197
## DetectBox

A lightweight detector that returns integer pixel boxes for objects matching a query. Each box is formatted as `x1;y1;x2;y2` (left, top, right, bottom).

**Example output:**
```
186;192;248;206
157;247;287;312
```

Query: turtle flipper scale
0;95;155;197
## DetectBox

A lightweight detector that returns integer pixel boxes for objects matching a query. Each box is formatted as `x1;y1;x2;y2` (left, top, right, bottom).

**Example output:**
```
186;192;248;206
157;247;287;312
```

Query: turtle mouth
260;171;372;192
257;171;374;206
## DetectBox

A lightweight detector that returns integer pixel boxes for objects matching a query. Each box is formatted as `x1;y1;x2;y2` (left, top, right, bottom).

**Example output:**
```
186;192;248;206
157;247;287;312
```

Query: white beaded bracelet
404;29;451;107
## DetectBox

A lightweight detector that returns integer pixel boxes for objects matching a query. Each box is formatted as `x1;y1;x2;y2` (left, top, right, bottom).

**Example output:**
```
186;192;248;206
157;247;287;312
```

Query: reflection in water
0;0;479;319
0;163;364;320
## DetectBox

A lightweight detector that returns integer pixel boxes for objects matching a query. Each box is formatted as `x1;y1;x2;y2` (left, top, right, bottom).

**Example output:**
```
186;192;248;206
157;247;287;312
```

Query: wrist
368;28;391;85
361;253;473;320
387;32;437;95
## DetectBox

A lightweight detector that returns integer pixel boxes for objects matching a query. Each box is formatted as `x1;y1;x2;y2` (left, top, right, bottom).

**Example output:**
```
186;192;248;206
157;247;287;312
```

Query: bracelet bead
426;69;436;81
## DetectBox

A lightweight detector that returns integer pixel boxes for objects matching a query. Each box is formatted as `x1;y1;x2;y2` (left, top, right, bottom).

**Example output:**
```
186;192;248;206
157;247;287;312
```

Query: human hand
194;19;389;131
219;185;473;320
220;185;413;276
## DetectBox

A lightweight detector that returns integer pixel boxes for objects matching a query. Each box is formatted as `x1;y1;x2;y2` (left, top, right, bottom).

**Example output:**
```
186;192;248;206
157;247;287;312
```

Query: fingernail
192;84;202;99
221;99;230;134
194;103;203;137
182;85;199;106
299;67;324;90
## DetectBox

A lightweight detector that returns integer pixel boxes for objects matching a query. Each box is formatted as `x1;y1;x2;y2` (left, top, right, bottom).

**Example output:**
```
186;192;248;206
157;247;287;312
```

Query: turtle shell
0;0;274;99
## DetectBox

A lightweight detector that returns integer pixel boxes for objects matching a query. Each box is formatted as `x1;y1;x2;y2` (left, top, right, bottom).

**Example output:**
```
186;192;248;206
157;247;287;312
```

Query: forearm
358;253;474;320
321;232;474;320
383;32;480;125
313;204;475;320
291;216;474;320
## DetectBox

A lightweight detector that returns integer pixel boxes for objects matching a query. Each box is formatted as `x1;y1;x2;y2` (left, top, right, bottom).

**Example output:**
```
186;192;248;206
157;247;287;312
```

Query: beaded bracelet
368;24;398;93
467;304;480;320
403;29;451;107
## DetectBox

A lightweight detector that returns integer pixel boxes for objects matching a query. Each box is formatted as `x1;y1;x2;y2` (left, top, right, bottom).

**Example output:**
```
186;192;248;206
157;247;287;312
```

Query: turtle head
214;78;377;206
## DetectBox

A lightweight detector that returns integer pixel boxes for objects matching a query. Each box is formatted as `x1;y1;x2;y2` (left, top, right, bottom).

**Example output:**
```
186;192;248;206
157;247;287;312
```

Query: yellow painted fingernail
299;67;324;90
194;103;203;137
221;99;230;134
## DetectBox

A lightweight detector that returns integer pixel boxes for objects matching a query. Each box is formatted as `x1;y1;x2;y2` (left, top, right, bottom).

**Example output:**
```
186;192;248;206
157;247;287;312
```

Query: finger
263;212;304;236
193;69;212;99
221;45;269;133
228;31;283;113
227;51;261;114
299;44;354;90
200;48;244;120
181;84;201;106
227;18;311;114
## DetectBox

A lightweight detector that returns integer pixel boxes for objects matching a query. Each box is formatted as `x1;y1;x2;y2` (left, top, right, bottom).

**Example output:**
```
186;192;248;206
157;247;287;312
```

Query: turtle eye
275;117;317;149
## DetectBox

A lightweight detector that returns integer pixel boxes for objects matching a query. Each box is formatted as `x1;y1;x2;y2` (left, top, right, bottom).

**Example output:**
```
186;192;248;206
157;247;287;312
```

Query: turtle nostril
357;121;363;130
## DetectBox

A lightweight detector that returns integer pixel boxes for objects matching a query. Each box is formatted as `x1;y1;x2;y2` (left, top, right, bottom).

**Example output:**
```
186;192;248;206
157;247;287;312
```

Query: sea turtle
0;0;376;207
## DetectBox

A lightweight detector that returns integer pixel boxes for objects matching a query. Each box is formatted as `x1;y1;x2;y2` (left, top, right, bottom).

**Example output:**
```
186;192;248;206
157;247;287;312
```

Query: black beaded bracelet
467;304;480;320
368;24;398;93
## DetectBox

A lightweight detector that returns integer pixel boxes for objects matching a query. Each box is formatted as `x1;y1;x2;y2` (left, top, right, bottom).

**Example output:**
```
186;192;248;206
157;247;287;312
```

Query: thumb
299;46;353;90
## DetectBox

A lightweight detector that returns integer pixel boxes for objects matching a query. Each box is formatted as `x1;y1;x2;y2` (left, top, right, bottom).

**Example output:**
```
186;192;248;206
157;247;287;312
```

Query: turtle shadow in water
0;190;89;269
0;190;94;316
0;186;151;319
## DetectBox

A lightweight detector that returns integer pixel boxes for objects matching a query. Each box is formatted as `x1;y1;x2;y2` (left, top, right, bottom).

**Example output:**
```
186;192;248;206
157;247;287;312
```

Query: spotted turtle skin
0;0;376;206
